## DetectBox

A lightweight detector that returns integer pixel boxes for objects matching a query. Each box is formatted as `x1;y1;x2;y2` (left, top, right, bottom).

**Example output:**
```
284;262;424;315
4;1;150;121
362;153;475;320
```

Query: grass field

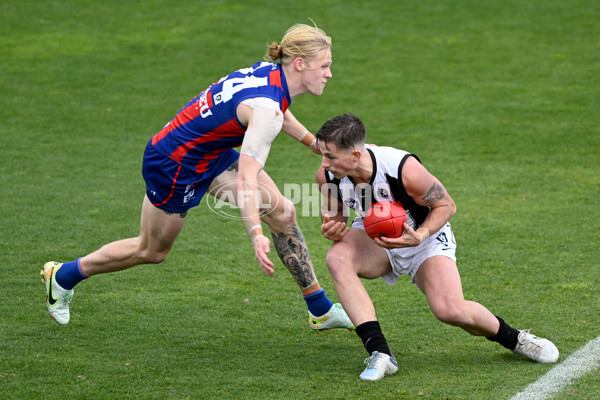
1;1;599;399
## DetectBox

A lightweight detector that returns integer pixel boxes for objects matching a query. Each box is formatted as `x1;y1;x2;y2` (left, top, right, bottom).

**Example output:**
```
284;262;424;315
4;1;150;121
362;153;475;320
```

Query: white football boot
513;330;559;363
359;351;399;381
309;303;355;333
40;262;74;325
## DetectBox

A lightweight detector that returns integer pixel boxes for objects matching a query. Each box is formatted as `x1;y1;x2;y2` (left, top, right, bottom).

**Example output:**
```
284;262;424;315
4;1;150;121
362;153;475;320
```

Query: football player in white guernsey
315;113;559;381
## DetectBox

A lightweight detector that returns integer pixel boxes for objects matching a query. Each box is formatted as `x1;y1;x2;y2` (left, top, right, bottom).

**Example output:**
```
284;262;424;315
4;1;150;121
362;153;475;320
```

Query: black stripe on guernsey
345;148;376;213
355;184;371;214
386;153;430;228
323;170;343;203
362;148;378;213
324;149;430;228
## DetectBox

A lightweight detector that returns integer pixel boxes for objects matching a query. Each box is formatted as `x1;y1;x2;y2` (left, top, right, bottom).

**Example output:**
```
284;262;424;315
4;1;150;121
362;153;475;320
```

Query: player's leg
41;194;186;324
325;228;391;327
209;162;320;289
256;177;317;291
414;255;559;362
79;194;186;275
257;184;355;331
413;255;499;336
326;228;398;380
208;163;353;331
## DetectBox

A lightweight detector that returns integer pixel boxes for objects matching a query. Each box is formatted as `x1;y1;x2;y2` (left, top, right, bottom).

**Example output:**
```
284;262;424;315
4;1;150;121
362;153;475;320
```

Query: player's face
301;47;332;96
318;140;356;179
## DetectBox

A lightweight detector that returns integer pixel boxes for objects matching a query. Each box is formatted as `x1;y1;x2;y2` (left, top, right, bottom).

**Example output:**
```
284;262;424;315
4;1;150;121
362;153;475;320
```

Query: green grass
1;0;599;399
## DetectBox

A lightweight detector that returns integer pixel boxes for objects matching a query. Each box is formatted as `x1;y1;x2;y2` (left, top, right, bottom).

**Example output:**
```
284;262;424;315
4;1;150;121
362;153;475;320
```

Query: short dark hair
316;113;366;151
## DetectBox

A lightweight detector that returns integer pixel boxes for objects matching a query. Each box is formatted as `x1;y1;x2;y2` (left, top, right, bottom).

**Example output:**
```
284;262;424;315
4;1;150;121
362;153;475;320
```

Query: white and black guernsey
324;144;430;230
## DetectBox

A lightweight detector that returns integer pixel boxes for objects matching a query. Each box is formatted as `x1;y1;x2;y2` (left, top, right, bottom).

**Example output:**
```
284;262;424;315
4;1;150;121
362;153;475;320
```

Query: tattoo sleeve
422;182;445;204
270;225;317;290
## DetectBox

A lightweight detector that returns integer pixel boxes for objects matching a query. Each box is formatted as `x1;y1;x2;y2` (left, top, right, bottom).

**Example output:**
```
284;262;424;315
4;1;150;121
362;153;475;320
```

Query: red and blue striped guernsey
151;61;291;174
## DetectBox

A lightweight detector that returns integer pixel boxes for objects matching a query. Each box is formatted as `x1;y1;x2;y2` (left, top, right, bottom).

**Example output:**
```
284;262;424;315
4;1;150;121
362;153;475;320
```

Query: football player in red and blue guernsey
41;23;353;333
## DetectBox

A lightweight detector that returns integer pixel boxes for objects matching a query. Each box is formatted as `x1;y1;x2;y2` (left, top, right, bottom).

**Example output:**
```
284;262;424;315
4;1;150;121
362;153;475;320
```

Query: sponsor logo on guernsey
378;188;390;199
183;184;195;205
198;91;213;118
345;198;357;209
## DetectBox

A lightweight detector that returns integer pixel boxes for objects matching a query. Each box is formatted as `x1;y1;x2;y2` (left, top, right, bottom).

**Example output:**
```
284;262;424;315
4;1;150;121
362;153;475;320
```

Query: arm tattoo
422;182;445;204
270;225;317;289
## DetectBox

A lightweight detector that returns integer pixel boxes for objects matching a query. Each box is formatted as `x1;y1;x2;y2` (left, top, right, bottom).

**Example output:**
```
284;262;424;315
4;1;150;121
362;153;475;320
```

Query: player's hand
373;223;422;249
321;214;349;241
252;235;275;275
310;139;322;155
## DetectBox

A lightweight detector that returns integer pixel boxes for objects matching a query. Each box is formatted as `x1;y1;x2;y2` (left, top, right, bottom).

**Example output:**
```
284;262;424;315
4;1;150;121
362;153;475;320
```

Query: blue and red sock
303;288;334;317
55;258;88;290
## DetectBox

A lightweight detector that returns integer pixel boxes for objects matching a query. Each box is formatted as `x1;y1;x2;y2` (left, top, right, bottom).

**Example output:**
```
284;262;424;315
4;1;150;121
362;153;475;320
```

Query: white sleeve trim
241;97;281;112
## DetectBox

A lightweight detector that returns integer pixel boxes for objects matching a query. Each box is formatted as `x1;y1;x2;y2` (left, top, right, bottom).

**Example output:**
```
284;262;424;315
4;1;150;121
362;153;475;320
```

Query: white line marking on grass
510;336;600;400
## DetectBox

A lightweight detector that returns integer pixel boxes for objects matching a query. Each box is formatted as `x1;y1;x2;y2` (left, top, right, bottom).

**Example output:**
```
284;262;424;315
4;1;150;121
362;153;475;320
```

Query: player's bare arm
237;103;283;274
377;156;456;248
238;102;320;288
402;156;456;225
282;110;320;154
238;153;274;274
317;166;349;241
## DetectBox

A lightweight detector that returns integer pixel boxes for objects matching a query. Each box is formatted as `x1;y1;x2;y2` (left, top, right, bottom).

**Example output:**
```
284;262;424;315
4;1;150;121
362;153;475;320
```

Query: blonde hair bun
264;23;331;64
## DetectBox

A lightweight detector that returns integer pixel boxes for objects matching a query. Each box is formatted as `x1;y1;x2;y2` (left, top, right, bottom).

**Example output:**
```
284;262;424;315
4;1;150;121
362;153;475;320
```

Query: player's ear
293;57;304;71
351;148;362;162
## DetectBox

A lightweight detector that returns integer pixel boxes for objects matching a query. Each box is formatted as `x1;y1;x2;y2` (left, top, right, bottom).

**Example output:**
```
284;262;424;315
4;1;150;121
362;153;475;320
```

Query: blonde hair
265;23;331;65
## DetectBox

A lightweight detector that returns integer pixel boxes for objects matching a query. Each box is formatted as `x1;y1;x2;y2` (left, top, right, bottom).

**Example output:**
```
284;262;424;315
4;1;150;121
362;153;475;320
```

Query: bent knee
144;252;168;264
325;247;354;276
138;246;171;264
431;303;468;326
261;198;296;229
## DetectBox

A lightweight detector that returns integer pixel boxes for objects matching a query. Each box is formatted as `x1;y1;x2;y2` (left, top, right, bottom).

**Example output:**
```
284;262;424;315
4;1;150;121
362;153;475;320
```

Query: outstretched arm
237;103;283;273
281;109;320;154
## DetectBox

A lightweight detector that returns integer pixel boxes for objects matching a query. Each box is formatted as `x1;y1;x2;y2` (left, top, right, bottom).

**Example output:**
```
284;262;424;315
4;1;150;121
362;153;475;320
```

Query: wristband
297;130;309;142
251;234;266;245
247;224;263;235
301;132;316;147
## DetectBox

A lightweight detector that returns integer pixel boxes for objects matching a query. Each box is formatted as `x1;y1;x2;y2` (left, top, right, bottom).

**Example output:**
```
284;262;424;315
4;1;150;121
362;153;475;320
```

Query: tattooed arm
376;156;456;249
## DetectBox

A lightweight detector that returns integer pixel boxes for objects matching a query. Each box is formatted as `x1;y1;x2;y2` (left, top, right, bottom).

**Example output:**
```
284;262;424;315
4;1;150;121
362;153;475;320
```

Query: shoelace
60;289;74;307
518;330;542;357
363;354;385;370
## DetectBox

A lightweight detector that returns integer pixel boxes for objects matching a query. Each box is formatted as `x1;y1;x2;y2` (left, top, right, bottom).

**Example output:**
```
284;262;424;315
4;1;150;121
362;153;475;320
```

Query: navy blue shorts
142;142;239;214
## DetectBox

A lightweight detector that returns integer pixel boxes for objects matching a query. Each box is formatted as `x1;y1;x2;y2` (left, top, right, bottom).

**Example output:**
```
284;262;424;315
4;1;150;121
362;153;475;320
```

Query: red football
364;201;407;240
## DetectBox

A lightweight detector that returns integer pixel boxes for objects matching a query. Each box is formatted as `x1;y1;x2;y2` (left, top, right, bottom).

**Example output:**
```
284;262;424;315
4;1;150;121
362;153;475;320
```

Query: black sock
355;321;391;356
485;316;520;350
